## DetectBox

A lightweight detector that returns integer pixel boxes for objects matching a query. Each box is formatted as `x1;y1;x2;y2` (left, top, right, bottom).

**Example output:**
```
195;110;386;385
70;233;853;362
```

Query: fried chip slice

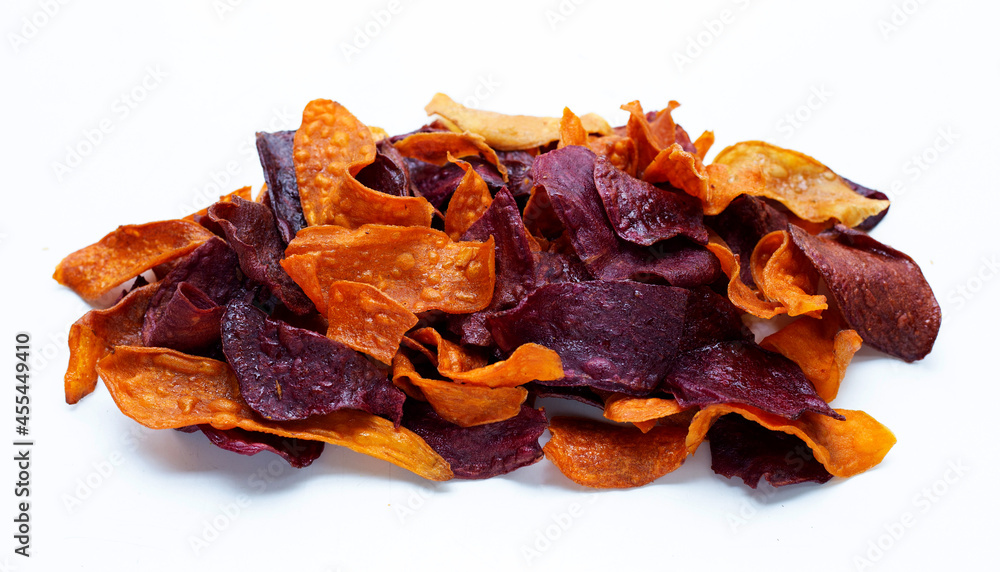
282;224;496;314
693;130;715;162
558;107;588;148
751;230;827;317
424;93;612;151
393;130;508;181
621;100;680;171
294;99;434;228
687;404;895;478
761;315;863;402
407;374;527;428
324;281;418;365
409;327;489;373
443;156;493;240
64;284;157;404
602;394;690;425
710;141;890;227
544;417;688;488
705;236;784;319
54;220;215;302
97;346;452;481
587;134;638;176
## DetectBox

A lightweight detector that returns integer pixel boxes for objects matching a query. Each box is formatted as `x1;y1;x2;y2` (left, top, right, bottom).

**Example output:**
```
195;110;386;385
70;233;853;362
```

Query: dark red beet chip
533;251;592;287
488;280;689;396
707;414;833;489
194;425;324;468
355;139;412;197
401;401;547;479
208;197;314;315
789;225;940;362
661;341;843;420
256;130;307;244
405;157;505;209
497;150;534;198
593;154;708;246
221;300;405;425
681;287;754;353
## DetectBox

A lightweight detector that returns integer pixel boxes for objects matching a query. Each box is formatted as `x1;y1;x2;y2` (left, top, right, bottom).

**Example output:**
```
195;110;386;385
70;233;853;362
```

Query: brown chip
53;220;215;303
324;281;418;364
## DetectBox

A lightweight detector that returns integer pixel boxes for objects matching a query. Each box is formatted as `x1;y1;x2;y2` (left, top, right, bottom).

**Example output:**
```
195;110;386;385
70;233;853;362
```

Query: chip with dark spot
256;130;307;244
789;225;940;362
401;400;546;479
221;299;405;425
195;424;325;469
355;139;412;197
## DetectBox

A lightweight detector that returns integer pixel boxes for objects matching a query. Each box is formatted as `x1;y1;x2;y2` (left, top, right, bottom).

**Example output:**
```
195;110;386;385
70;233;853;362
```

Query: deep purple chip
681;287;754;353
405;157;505;209
355;139;412;197
256;130;307;244
705;195;791;287
497;150;534;198
195;424;325;469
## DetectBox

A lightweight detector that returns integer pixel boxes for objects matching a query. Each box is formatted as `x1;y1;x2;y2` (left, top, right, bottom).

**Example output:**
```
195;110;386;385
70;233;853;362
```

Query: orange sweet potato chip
64;284;157;404
409;327;489;373
294;99;434;228
424;93;612;151
281;224;495;314
621;100;679;171
390;350;428;400
443;156;493;240
544;417;688;488
558;107;588;148
97;346;452;480
750;230;827;318
587;134;638;176
705;235;784;319
54;220;215;303
693;131;715;162
710;141;890;227
602;394;690;425
409;376;527;427
184;186;253;220
686;404;895;478
393;130;508;181
761;315;863;402
324;280;418;364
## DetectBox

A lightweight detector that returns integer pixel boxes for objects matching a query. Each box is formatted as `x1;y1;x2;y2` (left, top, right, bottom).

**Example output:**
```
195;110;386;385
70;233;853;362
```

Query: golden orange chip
602;394;690;424
761;315;864;402
390;351;428;400
294;99;434;228
686;404;895;478
409;327;489;373
558;107;588;148
711;141;890;227
97;346;453;481
409;328;562;387
64;283;157;404
693;130;715;162
705;235;784;319
643;143;711;199
53;220;215;303
751;230;827;318
282;224;496;314
409;376;527;428
544;417;688;488
184;186;253;220
324;281;418;364
587;134;638;176
424;93;612;151
443;156;493;240
621;100;680;171
393;130;508;181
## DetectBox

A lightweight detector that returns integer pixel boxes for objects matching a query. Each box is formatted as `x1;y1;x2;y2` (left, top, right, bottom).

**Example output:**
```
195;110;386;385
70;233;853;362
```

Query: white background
3;1;998;570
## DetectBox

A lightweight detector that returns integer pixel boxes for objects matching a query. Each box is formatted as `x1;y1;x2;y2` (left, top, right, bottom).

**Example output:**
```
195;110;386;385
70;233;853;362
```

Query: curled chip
97;346;452;480
544;417;688;488
687;404;896;479
424;93;611;151
761;313;863;402
324;280;418;364
558;107;589;148
282;224;496;314
789;225;940;362
705;236;784;319
750;230;827;318
294;99;434;228
602;394;690;426
256;130;307;243
443;156;493;240
393;130;508;181
194;425;325;469
53;220;215;302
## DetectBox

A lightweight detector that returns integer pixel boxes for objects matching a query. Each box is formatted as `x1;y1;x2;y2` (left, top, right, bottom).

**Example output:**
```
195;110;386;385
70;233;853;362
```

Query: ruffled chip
95;346;452;480
393;130;508;181
64;283;157;404
256;130;307;243
705;236;784;319
750;230;827;318
789;225;940;362
282;224;496;314
424;93;611;151
443;156;493;240
293;99;434;228
53;220;215;302
687;404;896;479
706;195;791;286
323;280;417;364
543;417;688;488
761;314;863;402
194;425;325;469
406;155;505;209
408;327;488;373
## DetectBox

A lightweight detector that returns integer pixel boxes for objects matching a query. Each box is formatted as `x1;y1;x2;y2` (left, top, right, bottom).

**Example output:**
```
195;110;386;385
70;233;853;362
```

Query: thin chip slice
602;394;690;424
544;417;688;488
324;281;418;364
54;220;215;302
183;186;253;222
393;130;508;180
256;130;307;243
558;108;588;148
443;156;493;240
425;93;611;151
407;375;528;428
587;134;638;176
761;314;863;402
750;230;827;318
687;404;896;479
705;236;785;319
194;425;325;469
408;327;488;373
96;346;452;481
282;224;496;315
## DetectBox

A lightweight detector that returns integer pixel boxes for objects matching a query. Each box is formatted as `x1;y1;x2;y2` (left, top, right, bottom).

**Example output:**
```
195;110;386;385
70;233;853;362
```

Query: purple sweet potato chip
705;195;791;286
660;340;842;420
208;197;314;315
707;414;832;489
406;157;505;209
256;130;307;244
488;281;689;396
221;299;405;424
532;145;719;288
593;154;708;246
355;139;412;197
401;400;547;479
681;287;754;353
789;225;940;362
497;150;534;198
533;251;592;286
144;283;225;351
195;424;325;468
841;176;890;231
